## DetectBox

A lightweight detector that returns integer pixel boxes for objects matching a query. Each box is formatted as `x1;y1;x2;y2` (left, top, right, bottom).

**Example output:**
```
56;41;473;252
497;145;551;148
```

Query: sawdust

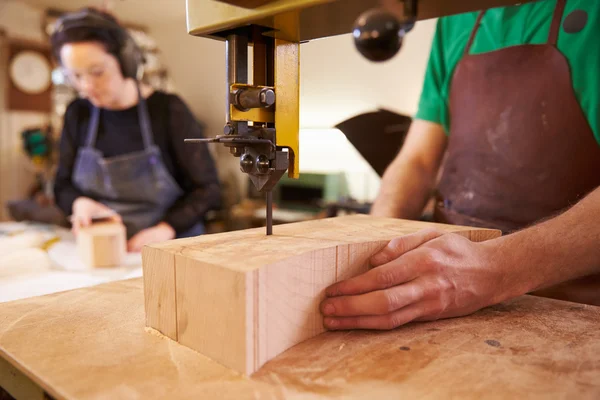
145;326;169;339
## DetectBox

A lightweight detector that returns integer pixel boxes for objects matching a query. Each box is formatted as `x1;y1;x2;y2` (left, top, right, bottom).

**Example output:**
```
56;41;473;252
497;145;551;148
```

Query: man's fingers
321;281;425;317
325;258;417;297
370;228;444;267
323;303;422;330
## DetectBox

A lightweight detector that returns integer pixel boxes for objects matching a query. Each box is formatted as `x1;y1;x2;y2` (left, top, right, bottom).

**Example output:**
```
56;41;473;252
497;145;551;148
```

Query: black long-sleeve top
53;91;221;235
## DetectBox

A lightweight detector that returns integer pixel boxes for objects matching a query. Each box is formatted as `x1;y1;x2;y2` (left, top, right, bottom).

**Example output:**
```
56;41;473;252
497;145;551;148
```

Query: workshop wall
297;21;436;203
152;18;436;134
0;0;46;42
299;20;437;128
0;0;49;221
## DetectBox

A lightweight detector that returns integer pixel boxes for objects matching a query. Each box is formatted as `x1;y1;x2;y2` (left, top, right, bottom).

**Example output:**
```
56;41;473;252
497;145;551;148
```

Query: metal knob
256;154;270;173
353;1;417;62
240;154;254;172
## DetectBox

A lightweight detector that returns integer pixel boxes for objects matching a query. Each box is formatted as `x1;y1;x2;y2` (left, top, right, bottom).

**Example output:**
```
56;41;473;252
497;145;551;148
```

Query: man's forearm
371;157;436;219
486;187;600;302
371;120;447;219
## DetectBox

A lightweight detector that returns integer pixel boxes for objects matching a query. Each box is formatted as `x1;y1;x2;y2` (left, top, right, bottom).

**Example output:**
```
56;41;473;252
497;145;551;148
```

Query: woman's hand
127;222;175;253
71;197;121;234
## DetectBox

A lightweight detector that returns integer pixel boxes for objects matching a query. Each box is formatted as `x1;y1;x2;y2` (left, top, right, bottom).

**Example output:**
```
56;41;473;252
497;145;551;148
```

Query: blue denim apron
72;90;204;239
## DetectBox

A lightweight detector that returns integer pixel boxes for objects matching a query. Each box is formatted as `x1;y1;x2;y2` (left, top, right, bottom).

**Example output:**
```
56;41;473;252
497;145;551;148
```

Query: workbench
0;222;142;303
0;278;598;399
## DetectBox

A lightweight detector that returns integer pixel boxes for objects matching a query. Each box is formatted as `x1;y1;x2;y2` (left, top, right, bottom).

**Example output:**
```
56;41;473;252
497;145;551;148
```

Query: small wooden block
77;222;126;268
142;215;501;375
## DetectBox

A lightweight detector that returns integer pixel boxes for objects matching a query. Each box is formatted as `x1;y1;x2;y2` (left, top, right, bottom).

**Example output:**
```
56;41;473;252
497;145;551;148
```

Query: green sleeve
415;18;450;133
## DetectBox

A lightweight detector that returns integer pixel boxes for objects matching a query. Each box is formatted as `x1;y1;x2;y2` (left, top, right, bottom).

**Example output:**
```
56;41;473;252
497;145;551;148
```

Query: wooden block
257;247;338;370
174;234;338;374
141;235;206;340
142;215;501;375
176;253;249;373
142;245;178;340
76;222;126;268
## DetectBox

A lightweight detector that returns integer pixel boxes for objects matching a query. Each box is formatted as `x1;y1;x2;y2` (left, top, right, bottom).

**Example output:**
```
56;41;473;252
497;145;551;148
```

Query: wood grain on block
175;234;340;375
76;222;126;268
275;214;500;243
257;248;338;371
142;215;501;374
176;254;248;374
141;245;178;340
141;235;219;340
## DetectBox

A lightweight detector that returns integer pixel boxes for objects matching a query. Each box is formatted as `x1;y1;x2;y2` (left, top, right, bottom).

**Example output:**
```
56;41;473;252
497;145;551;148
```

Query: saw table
0;278;598;399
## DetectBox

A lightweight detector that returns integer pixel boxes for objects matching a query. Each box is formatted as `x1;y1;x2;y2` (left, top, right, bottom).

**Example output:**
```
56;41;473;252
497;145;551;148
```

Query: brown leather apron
434;0;600;305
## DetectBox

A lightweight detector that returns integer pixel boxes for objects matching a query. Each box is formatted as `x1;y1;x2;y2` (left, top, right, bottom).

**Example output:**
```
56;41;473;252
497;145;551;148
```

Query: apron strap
548;0;567;46
464;11;486;56
135;84;162;180
136;85;155;150
83;85;155;149
465;0;566;54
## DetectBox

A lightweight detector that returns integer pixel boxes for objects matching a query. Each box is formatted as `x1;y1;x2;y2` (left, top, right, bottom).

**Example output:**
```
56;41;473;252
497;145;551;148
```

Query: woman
51;8;221;252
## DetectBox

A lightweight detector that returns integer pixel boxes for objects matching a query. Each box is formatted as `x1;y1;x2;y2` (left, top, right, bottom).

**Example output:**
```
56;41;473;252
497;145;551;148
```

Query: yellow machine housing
185;0;536;183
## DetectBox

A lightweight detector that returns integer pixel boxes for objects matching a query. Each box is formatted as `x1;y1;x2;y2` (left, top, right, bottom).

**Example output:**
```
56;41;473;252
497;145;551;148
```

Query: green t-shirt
416;0;600;145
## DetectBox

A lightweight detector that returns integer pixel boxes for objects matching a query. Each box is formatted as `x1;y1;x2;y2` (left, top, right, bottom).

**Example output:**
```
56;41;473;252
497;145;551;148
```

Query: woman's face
60;41;127;108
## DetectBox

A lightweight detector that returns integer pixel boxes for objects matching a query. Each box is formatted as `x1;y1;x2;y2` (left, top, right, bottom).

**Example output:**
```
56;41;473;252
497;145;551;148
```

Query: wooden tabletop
0;278;599;399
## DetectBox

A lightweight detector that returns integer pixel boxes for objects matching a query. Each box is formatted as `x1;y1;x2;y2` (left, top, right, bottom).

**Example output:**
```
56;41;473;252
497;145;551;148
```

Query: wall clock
9;50;52;95
6;40;53;113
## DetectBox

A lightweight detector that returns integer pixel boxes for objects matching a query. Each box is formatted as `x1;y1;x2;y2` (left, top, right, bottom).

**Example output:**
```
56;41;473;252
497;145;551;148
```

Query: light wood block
142;244;178;340
76;222;126;268
142;215;501;375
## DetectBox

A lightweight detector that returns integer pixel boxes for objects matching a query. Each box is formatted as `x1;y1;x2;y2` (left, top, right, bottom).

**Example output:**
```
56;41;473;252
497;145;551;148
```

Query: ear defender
53;9;144;80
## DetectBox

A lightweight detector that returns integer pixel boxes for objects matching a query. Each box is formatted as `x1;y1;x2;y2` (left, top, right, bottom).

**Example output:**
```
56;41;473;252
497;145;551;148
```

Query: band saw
184;0;537;235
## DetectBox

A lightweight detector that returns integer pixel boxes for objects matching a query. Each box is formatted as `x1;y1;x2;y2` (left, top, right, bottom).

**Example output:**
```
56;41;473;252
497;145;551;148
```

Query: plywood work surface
0;278;598;400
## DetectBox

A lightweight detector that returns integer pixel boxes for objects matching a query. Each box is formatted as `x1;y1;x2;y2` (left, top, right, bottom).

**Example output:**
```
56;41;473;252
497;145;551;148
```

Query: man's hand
320;229;511;330
127;222;175;253
71;197;121;234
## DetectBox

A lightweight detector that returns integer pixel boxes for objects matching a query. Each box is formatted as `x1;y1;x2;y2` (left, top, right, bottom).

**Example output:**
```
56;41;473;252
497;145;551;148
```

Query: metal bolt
230;146;242;157
223;123;235;135
256;154;270;173
240;154;254;173
259;89;275;107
